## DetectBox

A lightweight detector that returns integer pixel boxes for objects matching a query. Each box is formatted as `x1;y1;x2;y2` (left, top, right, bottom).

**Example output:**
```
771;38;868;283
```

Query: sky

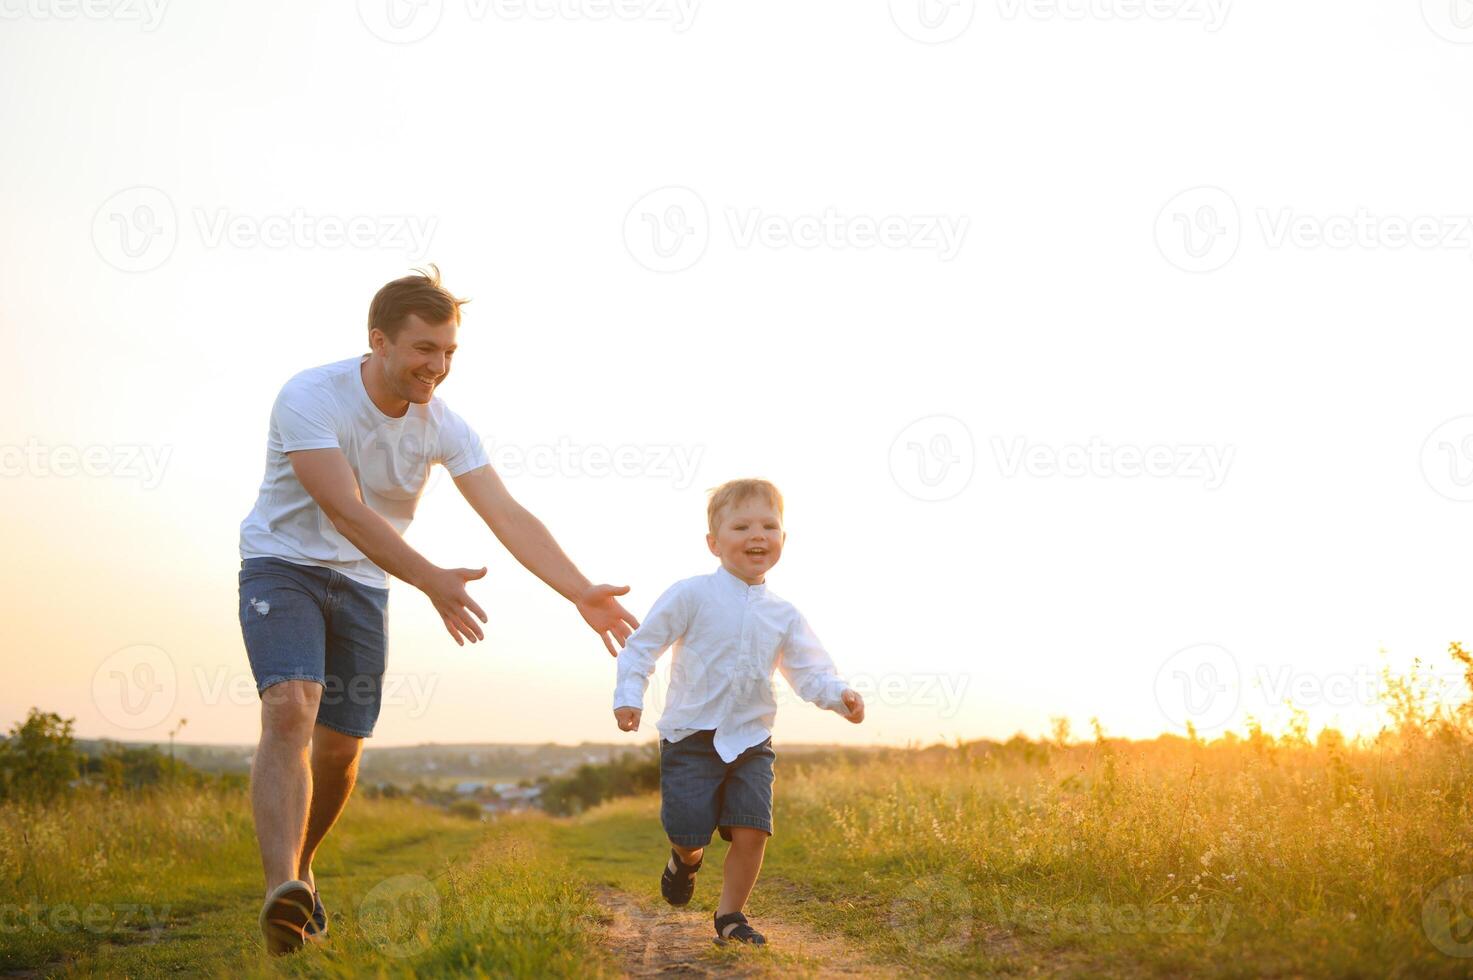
3;0;1473;749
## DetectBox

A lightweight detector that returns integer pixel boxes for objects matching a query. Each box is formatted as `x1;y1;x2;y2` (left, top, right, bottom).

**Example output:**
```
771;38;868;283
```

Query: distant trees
0;707;237;805
538;745;659;816
0;709;79;804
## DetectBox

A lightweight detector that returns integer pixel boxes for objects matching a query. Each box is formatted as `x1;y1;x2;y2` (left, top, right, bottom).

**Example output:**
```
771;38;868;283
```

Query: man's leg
297;723;364;889
251;680;322;893
717;828;768;916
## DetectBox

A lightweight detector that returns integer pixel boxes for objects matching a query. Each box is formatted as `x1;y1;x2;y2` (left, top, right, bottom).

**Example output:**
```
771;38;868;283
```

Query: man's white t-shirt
238;354;490;588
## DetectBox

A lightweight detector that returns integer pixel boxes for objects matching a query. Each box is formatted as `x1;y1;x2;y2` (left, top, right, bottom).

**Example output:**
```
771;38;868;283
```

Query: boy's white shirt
613;565;850;762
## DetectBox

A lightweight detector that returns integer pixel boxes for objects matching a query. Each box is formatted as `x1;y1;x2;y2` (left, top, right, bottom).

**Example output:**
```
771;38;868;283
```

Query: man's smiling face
707;495;785;585
372;313;458;405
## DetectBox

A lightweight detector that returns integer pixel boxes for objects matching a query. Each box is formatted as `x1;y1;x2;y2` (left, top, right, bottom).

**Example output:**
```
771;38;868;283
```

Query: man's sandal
304;888;328;939
259;879;315;956
713;911;767;946
660;848;702;906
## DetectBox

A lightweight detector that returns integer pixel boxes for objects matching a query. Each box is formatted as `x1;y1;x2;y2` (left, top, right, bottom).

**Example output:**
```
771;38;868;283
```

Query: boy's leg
717;827;768;916
714;737;776;917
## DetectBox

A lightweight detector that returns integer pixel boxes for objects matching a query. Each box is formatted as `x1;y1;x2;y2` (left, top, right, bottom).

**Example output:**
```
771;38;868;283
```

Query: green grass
0;788;615;978
555;728;1473;978
7;694;1473;977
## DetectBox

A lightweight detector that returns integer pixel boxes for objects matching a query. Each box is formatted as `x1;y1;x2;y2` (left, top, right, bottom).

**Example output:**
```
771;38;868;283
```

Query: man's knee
260;680;322;743
313;726;363;770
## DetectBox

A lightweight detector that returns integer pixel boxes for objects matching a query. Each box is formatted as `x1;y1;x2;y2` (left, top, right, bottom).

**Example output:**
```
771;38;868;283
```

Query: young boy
613;478;865;946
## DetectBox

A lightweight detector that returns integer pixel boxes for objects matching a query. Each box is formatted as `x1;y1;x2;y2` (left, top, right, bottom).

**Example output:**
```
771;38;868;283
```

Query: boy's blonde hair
706;479;784;535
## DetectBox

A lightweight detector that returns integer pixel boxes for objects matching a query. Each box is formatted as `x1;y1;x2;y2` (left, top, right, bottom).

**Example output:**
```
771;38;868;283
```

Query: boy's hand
614;707;642;732
840;689;865;724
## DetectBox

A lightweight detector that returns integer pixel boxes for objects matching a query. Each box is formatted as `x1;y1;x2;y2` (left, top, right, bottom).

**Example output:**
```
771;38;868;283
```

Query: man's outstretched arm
452;463;640;656
288;448;489;646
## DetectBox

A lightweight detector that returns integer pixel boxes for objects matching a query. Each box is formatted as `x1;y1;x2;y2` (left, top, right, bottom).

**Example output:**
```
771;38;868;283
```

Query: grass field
5;655;1473;977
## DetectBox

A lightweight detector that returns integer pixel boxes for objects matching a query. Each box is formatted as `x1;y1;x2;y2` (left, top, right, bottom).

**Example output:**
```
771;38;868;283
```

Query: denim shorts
238;556;390;738
660;730;775;847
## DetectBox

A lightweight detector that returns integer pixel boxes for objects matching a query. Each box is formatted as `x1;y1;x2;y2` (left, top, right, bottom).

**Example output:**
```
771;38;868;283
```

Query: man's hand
840;689;866;724
577;584;641;657
614;707;642;732
420;565;489;646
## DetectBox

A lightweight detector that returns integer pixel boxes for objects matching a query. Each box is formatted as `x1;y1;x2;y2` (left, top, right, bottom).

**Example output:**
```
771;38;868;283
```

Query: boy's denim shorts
238;556;390;738
660;730;775;847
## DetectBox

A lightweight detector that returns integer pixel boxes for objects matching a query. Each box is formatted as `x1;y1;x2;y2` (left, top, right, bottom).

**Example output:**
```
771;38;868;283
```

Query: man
236;266;638;955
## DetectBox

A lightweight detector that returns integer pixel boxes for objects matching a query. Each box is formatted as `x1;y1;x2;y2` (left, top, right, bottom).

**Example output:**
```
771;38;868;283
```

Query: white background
2;0;1471;748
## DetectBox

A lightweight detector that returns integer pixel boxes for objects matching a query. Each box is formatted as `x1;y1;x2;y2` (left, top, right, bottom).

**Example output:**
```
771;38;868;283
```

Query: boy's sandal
660;848;702;906
713;911;767;946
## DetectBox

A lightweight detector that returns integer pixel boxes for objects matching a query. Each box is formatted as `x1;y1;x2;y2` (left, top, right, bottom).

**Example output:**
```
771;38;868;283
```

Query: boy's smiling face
707;495;785;585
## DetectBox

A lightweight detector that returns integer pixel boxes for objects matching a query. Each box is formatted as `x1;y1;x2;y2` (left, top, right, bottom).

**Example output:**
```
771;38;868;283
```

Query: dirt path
592;885;892;978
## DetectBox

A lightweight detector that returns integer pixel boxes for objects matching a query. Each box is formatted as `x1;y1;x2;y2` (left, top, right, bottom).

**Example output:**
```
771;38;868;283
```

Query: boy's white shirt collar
613;565;849;763
713;562;767;596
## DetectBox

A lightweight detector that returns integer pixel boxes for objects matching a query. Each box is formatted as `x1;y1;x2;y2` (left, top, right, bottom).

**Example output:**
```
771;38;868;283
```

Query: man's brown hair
367;264;468;342
706;478;784;535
